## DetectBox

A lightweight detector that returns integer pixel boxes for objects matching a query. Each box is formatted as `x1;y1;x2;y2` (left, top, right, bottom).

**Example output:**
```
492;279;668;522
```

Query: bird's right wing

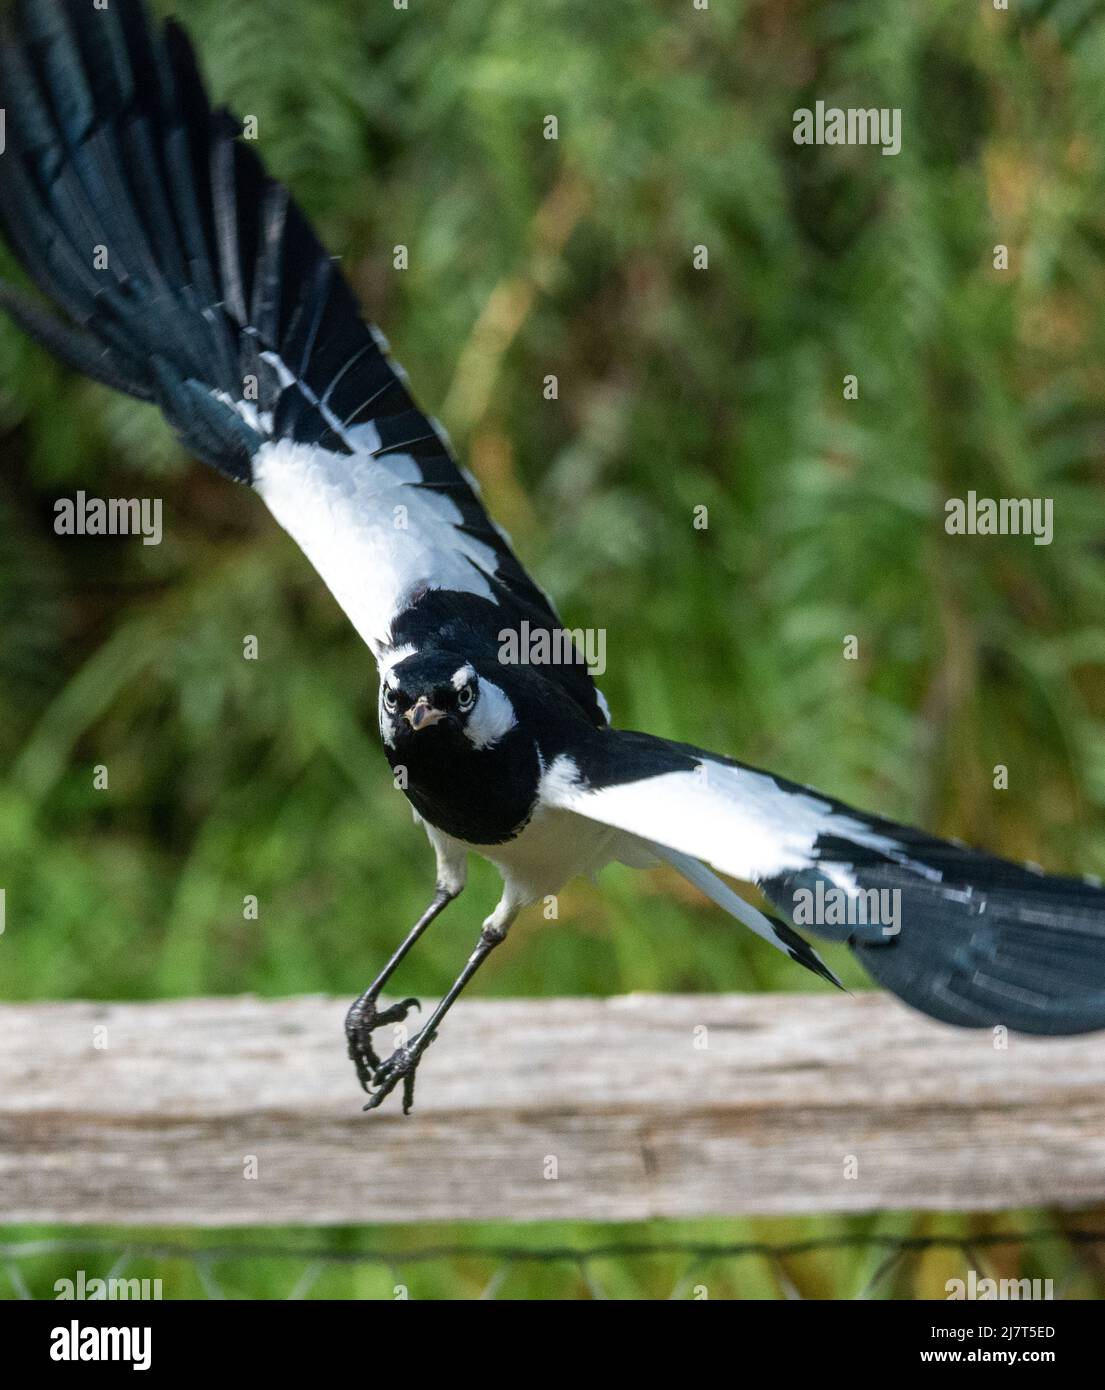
540;728;1105;1035
0;0;607;723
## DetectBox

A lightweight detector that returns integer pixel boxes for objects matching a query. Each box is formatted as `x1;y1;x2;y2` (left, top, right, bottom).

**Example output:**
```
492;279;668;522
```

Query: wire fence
3;1228;1104;1301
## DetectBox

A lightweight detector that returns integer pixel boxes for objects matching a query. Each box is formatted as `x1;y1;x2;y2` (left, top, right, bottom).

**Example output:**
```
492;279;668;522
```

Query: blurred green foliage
2;0;1105;1297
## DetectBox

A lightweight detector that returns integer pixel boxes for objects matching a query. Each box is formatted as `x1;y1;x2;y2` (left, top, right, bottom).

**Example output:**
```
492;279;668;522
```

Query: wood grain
1;992;1104;1225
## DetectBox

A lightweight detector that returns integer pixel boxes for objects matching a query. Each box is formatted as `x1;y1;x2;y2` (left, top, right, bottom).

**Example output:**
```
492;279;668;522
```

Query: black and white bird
3;0;1105;1113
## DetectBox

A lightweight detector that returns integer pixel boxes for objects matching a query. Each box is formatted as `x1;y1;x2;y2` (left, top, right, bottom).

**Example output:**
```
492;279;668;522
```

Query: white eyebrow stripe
378;642;416;678
451;663;476;690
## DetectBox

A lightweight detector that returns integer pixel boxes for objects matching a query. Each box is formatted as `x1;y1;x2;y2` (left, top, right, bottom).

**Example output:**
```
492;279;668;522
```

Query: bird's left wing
541;728;1105;1035
0;0;563;663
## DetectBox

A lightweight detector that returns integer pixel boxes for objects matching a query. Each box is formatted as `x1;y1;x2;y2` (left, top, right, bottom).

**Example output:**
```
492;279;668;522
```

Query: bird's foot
362;1030;436;1115
345;992;420;1092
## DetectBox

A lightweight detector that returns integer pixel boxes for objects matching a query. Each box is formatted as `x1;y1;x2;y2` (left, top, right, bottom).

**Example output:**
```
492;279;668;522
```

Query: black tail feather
767;915;847;992
762;818;1105;1035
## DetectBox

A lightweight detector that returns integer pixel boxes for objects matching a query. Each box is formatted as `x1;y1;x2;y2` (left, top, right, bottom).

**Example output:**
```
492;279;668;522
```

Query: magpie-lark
2;0;1104;1114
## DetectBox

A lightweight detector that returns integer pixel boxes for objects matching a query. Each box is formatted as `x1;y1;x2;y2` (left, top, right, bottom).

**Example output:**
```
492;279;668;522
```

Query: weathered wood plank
1;992;1104;1225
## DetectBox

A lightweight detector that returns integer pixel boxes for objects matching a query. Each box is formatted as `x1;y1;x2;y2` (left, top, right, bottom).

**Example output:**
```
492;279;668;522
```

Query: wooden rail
2;992;1104;1226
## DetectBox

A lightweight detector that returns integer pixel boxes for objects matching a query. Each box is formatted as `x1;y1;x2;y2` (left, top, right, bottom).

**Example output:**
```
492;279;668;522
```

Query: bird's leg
345;886;457;1090
364;904;516;1114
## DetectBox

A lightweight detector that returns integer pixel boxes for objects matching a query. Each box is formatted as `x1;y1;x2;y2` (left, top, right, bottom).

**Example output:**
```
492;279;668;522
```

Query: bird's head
379;649;518;753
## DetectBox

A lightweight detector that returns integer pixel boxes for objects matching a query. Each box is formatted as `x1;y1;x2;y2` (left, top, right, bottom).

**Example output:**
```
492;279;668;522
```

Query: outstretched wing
0;0;606;719
540;729;1105;1035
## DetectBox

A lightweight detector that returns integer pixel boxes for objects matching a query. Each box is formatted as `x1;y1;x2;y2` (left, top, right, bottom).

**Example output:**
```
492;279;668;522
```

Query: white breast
474;805;621;906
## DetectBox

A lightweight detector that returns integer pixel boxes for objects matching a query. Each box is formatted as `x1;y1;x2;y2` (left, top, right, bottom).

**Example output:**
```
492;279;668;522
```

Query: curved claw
379;996;421;1024
345;994;422;1091
363;1044;417;1113
363;1031;436;1115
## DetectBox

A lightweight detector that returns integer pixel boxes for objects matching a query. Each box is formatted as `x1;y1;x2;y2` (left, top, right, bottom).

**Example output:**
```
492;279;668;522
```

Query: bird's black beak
405;697;446;731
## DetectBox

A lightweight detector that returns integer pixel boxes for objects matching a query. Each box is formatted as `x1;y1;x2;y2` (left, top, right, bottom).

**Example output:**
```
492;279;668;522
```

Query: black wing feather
0;0;607;723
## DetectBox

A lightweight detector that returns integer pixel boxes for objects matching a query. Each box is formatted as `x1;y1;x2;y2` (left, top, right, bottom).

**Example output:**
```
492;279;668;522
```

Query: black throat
385;721;541;846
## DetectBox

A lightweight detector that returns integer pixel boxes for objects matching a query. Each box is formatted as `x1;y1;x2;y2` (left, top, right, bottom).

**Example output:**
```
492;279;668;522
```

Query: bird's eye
383;686;398;713
457;683;475;711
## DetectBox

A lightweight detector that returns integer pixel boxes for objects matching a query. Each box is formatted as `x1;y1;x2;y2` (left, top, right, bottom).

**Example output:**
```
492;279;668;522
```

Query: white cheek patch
463;678;517;750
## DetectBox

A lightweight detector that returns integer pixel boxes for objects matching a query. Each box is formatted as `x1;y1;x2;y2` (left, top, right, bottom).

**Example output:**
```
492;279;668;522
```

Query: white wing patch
539;752;917;891
253;439;500;656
